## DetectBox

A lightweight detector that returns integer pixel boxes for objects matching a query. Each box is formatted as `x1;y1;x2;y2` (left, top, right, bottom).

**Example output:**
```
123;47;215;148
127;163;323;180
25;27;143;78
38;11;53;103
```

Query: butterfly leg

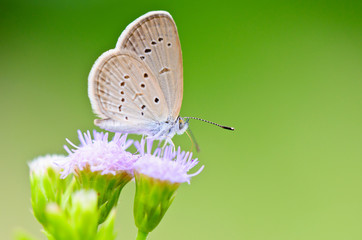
161;140;167;153
159;138;172;155
157;139;163;149
165;137;175;151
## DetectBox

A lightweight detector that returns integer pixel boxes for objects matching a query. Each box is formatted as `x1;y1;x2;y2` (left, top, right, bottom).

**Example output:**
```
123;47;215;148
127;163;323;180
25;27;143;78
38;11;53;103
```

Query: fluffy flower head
29;154;65;176
59;130;138;178
134;139;204;184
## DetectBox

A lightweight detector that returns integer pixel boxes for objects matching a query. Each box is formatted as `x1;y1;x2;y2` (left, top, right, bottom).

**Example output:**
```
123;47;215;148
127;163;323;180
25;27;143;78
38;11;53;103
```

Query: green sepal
75;169;132;224
134;172;180;234
96;209;117;240
44;203;77;240
69;190;99;240
43;190;108;240
40;229;55;240
30;164;74;227
30;174;47;225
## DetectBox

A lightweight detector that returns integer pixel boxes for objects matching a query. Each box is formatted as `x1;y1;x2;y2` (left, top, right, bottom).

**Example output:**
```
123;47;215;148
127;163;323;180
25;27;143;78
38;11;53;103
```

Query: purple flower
59;130;138;178
134;139;204;184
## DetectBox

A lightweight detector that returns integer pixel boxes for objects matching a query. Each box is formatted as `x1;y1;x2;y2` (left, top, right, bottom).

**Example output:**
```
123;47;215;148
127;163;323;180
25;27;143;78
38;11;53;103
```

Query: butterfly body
88;11;187;140
94;116;189;140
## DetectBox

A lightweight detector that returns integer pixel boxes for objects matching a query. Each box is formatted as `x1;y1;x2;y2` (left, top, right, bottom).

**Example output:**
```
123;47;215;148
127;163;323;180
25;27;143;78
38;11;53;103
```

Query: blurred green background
1;0;361;239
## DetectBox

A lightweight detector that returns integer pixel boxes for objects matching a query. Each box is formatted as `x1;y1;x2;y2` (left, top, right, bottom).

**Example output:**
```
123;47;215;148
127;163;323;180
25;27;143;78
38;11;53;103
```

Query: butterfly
88;11;233;144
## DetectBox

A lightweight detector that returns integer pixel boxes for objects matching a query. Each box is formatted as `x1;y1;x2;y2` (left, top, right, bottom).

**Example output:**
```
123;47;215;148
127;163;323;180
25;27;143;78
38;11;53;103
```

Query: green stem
136;230;149;240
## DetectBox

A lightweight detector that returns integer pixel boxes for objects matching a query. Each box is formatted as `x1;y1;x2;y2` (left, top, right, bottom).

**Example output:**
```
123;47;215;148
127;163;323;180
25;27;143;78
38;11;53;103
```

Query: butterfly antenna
186;128;200;152
184;117;235;131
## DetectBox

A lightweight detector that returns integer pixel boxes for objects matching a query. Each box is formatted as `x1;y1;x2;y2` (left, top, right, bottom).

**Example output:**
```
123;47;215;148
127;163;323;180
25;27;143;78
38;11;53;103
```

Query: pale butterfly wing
89;11;233;139
88;49;169;135
116;11;183;121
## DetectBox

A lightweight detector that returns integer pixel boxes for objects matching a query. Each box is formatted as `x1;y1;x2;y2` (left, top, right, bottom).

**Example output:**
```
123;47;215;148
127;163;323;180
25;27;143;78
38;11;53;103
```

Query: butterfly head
176;117;189;135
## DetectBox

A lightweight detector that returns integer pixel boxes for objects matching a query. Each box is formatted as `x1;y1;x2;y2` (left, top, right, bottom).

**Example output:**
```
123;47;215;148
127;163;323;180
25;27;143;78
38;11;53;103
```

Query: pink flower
59;130;138;178
134;139;204;184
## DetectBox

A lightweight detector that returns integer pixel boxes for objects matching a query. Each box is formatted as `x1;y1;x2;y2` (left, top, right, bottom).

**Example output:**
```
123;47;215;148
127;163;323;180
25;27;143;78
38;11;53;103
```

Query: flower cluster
27;130;203;240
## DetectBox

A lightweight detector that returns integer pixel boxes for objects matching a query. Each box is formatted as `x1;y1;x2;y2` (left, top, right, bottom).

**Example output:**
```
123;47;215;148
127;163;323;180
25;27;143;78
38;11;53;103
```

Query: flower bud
29;154;74;226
